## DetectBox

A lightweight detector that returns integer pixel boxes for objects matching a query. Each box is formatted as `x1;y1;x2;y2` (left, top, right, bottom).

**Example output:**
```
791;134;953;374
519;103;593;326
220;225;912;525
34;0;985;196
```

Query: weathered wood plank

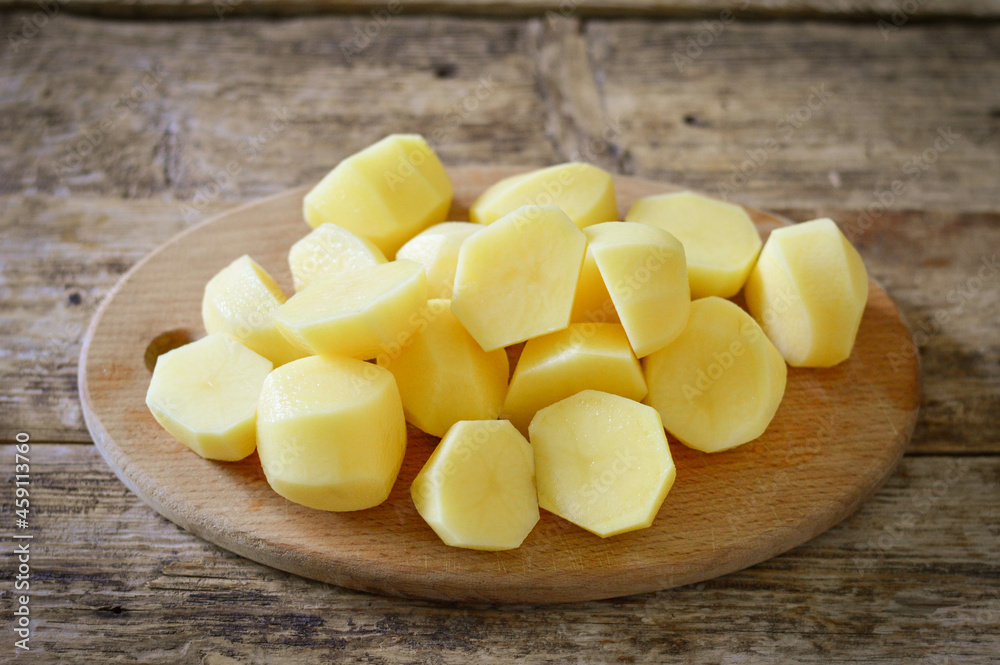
2;444;997;662
586;20;1000;213
2;0;999;20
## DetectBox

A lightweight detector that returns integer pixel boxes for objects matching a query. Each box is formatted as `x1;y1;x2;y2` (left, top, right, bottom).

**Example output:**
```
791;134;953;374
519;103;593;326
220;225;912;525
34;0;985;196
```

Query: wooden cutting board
79;166;921;603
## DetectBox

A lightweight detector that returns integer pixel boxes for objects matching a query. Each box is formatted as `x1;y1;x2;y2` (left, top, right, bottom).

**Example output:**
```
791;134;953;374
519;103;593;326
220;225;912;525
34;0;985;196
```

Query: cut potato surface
395;222;482;299
586;222;690;357
273;259;428;360
256;355;407;511
745;218;869;368
303;134;453;257
378;299;509;437
411;420;539;550
570;246;620;324
626;191;762;299
470;162;618;230
502;323;646;434
451;205;587;351
530;391;676;538
288;223;387;292
146;333;272;461
643;297;787;453
202;254;309;367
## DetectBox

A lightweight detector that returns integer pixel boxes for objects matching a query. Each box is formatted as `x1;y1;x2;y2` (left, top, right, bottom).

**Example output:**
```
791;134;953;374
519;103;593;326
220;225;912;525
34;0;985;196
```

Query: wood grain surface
0;8;997;661
79;167;919;603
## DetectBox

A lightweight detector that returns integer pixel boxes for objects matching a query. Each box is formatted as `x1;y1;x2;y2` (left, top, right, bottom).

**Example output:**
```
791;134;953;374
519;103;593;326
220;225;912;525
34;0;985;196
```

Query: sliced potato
378;299;508;437
411;420;539;550
288;223;386;292
643;297;787;453
451;205;587;351
745;218;868;367
256;355;407;511
395;222;482;299
501;323;646;434
146;333;272;461
529;390;676;538
470;162;617;229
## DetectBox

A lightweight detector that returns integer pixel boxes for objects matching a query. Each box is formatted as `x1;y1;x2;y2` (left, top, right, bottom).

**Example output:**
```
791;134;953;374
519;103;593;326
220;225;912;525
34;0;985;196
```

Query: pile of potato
146;134;869;550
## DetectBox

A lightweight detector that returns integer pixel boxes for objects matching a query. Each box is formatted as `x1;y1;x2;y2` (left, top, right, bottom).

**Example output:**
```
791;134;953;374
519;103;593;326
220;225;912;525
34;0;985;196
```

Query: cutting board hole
144;329;196;372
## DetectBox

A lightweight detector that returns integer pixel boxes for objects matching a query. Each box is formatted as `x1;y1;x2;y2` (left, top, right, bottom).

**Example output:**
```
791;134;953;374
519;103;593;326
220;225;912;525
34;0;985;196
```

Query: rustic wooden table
1;2;998;662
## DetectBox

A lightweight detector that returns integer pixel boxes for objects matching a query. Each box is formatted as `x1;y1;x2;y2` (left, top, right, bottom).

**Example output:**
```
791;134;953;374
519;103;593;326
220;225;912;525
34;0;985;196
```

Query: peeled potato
411;420;539;550
146;333;272;461
570;246;619;324
273;259;427;360
256;355;407;511
501;323;646;434
395;222;482;299
626;191;762;299
529;390;676;538
201;254;309;367
288;222;387;292
377;299;509;438
745;218;869;368
470;162;618;229
643;297;787;453
586;222;690;357
303;134;453;258
451;205;587;351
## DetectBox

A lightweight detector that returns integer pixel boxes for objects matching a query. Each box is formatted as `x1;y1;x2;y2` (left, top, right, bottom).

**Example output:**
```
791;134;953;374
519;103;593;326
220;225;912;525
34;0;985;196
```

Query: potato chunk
470;162;618;229
411;420;539;550
529;391;676;538
288;223;387;292
256;356;406;511
501;323;646;434
201;254;309;367
626;191;762;299
643;297;787;453
395;222;482;299
745;218;869;367
451;205;587;351
146;333;272;461
586;222;690;357
303;134;453;257
273;260;427;360
570;246;619;324
377;299;509;437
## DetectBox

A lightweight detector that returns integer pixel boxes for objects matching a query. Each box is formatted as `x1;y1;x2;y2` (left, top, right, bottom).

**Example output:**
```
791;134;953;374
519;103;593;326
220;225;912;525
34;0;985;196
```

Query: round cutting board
79;166;920;603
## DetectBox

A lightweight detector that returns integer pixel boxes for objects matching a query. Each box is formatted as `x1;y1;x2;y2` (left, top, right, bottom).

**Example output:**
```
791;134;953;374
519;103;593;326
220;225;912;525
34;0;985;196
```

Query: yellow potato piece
643;297;787;453
411;420;539;551
395;222;482;299
586;222;690;357
201;254;309;367
256;355;406;511
626;191;762;299
745;218;869;368
303;134;453;258
570;246;620;324
470;162;618;229
146;333;272;461
451;205;587;351
501;323;646;434
288;222;387;292
273;259;428;360
377;299;509;437
529;391;676;538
